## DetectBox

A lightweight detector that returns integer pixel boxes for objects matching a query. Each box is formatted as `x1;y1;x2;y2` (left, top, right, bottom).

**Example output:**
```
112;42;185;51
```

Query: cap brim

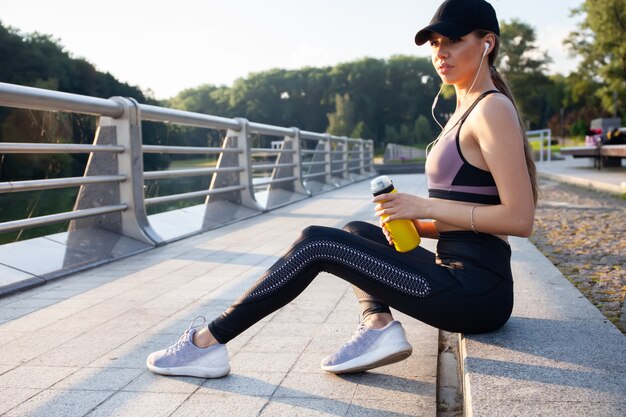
414;20;475;45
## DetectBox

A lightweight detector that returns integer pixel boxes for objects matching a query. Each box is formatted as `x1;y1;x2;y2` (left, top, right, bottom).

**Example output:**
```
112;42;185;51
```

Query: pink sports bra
425;90;501;205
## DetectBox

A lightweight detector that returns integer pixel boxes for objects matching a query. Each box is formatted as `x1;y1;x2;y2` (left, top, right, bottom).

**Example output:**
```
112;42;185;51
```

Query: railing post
286;127;309;196
72;96;159;245
367;139;375;174
323;134;334;186
265;128;310;209
547;130;552;162
359;139;366;175
205;118;263;223
329;135;349;186
69;124;122;236
342;137;350;180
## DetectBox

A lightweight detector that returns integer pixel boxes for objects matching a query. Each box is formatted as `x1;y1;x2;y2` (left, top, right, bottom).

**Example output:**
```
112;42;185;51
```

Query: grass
0;188;78;245
529;142;562;153
169;158;218;169
528;136;586;153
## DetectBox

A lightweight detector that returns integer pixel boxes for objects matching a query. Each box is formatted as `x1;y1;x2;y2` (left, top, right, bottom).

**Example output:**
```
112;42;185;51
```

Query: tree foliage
167;55;448;149
565;0;626;116
327;93;356;137
2;5;623;166
0;21;164;182
0;24;149;100
496;20;555;128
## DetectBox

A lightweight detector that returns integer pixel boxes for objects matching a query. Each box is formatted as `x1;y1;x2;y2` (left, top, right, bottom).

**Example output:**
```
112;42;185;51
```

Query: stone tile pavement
536;157;626;194
0;175;438;416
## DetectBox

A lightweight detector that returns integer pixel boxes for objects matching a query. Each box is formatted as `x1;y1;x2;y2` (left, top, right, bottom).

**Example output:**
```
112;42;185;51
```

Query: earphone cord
430;83;445;131
461;50;487;105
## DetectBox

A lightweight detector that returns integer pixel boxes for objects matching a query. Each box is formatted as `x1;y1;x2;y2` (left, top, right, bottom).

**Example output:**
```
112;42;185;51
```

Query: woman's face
429;32;484;87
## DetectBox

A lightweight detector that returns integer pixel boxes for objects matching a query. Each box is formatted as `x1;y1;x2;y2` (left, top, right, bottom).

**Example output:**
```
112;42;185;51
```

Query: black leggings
208;221;513;343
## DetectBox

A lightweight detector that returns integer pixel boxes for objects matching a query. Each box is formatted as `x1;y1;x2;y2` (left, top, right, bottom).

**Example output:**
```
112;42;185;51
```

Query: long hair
476;30;538;205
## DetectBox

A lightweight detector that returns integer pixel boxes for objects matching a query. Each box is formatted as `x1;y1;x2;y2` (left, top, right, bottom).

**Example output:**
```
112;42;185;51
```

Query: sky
2;0;584;100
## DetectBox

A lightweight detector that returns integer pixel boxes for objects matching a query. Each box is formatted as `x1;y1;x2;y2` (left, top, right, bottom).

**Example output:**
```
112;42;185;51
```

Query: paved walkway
1;162;624;416
537;157;626;194
0;175;439;417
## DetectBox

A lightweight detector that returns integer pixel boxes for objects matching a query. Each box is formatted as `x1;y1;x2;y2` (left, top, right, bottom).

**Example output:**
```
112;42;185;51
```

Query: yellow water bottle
371;175;420;252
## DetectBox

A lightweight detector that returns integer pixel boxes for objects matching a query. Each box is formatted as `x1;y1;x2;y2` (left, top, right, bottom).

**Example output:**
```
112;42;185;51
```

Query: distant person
146;0;537;380
585;128;602;146
605;128;616;143
607;127;625;145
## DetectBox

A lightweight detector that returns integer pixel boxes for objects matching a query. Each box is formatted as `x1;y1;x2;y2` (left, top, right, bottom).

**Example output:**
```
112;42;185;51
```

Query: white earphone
483;42;490;57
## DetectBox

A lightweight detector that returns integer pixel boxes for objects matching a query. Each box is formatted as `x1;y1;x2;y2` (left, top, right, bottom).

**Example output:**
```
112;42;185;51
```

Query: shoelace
165;315;207;354
341;323;369;348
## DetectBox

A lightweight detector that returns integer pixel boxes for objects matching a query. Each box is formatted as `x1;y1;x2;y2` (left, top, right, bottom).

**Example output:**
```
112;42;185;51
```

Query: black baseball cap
414;0;500;45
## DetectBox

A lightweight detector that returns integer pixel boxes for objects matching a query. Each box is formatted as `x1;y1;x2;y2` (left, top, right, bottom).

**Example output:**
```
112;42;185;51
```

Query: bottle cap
370;175;393;194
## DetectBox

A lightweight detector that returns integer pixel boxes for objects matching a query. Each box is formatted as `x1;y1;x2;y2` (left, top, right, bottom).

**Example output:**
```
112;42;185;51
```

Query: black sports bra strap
458;89;500;124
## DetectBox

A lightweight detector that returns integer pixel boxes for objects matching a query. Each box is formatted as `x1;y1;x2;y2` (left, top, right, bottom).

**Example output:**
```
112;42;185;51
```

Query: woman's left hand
372;192;430;223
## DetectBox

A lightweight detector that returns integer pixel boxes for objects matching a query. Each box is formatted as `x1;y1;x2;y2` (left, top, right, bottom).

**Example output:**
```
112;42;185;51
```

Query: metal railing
0;82;375;247
382;143;426;162
527;129;552;163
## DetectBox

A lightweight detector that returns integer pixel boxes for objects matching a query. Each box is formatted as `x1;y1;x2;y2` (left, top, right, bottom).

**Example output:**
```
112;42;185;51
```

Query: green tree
545;73;611;141
399;124;413;145
496;20;554;129
497;20;550;75
327;93;356;136
166;55;450;148
350;121;373;139
0;21;166;181
414;115;434;146
167;84;231;151
384;125;400;143
385;55;443;140
328;58;388;139
565;0;626;117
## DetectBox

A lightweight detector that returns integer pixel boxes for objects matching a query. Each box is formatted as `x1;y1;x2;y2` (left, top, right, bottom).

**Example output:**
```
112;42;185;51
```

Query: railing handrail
142;145;241;155
0;204;128;234
0;82;372;143
0;82;124;118
526;128;551;136
0;142;125;154
139;103;241;131
0;175;126;193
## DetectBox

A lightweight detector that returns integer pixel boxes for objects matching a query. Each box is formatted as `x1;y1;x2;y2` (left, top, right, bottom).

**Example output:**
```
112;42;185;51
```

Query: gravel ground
529;179;626;333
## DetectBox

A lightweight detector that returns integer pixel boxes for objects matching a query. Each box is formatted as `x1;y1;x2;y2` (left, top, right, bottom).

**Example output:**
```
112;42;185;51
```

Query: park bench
560;144;626;169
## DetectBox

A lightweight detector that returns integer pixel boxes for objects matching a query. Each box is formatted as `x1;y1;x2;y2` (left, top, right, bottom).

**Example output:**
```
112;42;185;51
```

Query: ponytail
490;66;538;204
477;31;538;205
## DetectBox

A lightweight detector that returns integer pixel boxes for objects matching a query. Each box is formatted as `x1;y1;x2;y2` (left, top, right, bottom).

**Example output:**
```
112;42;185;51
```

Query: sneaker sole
147;362;231;379
321;342;413;374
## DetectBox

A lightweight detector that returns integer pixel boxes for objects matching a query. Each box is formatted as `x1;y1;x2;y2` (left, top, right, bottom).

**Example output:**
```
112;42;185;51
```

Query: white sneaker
146;316;230;378
320;320;412;374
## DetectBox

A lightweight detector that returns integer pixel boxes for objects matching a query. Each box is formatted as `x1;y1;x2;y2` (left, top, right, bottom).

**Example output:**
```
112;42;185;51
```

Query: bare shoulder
478;92;517;122
469;92;523;145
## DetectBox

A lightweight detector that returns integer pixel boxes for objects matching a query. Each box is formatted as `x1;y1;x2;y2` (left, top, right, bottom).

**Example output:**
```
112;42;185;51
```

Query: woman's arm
467;94;535;236
378;217;438;245
374;95;535;237
414;220;439;239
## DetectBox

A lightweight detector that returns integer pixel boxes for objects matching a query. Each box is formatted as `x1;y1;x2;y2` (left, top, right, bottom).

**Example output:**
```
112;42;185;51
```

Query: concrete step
460;237;626;416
